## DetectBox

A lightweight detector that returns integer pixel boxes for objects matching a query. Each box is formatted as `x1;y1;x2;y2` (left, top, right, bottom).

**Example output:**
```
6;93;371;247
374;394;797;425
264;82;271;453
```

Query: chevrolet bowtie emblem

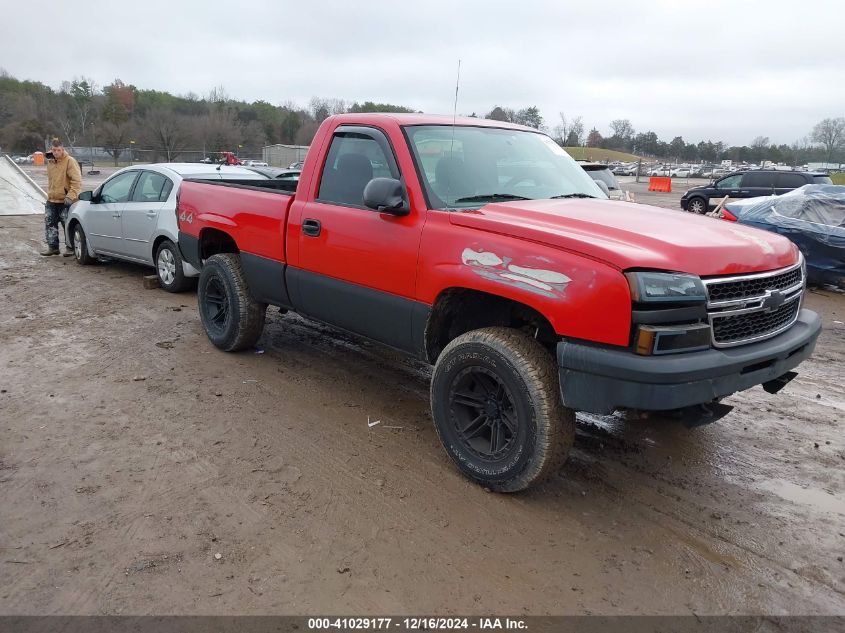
762;290;786;312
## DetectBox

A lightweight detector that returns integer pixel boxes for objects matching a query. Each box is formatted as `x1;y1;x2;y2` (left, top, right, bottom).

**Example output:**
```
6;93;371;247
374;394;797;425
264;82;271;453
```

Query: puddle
758;479;843;515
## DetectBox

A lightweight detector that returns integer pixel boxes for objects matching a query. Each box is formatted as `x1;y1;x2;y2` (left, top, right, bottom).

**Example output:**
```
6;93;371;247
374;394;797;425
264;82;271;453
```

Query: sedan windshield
405;125;606;210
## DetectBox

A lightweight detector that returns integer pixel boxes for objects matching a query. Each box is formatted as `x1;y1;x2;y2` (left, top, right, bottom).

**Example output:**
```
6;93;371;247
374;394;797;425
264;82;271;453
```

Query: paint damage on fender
461;247;571;297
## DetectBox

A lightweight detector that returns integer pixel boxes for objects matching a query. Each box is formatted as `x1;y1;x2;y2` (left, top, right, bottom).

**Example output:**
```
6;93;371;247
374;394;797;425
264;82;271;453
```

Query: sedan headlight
625;271;707;303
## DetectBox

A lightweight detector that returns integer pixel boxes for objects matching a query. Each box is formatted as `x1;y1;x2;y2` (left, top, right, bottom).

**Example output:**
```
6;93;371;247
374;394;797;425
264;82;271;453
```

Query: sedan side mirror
594;180;610;197
78;190;94;202
363;178;410;216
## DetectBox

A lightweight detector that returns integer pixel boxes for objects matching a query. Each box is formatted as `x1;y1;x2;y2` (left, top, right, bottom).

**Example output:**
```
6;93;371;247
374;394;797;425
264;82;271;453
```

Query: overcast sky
2;0;842;146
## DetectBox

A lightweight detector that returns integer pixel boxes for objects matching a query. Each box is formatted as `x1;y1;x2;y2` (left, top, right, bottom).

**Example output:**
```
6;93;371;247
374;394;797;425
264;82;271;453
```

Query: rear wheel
430;327;575;492
72;224;94;265
687;197;707;214
155;240;191;293
197;253;266;351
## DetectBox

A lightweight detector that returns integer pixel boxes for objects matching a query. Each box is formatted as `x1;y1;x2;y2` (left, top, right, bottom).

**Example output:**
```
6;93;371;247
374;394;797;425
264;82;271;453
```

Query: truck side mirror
363;178;410;216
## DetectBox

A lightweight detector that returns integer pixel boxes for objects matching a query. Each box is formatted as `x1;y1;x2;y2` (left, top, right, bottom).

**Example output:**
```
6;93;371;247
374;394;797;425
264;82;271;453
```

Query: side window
131;171;173;202
100;171;139;203
716;174;742;189
317;132;396;207
741;172;774;188
777;173;807;189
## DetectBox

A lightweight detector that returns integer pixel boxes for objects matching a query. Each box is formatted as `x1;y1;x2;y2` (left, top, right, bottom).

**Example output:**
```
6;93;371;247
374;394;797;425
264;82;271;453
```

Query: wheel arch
151;232;175;260
198;227;239;261
423;287;557;364
66;217;95;257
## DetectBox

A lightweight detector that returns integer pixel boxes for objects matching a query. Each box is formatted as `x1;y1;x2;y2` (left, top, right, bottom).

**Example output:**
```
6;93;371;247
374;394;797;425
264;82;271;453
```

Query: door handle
112;213;121;218
146;211;157;217
302;218;321;237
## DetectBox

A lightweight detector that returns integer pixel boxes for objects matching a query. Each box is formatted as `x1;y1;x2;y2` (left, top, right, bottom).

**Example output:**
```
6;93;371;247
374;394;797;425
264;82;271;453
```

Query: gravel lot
1;180;844;616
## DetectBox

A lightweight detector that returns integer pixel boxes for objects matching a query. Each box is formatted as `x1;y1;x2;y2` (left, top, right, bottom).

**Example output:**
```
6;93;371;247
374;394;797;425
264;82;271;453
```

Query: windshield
404;125;606;210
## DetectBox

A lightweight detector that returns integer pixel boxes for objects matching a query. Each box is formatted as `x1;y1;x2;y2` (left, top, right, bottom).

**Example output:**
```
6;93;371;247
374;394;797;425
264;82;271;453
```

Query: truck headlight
625;272;707;303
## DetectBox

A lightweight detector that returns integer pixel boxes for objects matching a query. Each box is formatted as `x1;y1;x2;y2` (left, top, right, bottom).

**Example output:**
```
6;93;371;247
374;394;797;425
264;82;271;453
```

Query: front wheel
197;253;266;351
155;239;191;293
687;197;708;214
430;327;575;492
72;224;94;265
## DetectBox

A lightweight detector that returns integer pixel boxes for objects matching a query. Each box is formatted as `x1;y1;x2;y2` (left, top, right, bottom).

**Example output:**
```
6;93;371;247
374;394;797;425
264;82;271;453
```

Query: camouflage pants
44;202;69;249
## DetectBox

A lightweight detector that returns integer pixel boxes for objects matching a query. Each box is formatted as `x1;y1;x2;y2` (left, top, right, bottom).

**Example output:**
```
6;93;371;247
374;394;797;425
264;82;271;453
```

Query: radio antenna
446;59;461;208
449;59;461;157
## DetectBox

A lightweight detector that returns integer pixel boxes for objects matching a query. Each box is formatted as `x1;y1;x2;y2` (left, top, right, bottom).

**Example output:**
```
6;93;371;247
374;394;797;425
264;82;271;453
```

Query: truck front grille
703;261;804;348
706;267;802;303
710;297;801;345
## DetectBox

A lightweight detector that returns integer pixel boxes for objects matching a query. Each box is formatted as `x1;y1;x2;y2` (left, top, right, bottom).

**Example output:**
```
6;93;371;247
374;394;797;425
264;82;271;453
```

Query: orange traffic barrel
32;151;45;166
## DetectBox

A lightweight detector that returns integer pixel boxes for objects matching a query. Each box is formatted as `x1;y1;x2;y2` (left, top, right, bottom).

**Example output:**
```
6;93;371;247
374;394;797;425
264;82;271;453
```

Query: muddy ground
0;214;843;617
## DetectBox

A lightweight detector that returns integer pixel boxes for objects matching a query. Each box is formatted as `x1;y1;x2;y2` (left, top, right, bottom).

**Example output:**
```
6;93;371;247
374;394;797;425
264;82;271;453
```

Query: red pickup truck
177;113;821;492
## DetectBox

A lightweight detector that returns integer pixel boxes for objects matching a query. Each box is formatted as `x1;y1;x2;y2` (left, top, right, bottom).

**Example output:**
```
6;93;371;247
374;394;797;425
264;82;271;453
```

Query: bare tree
568;116;585;146
811;117;845;164
609;119;635;140
294;118;320;145
553;112;570;145
57;114;79;150
99;121;134;166
196;108;242;155
207;85;230;105
142;108;190;161
308;97;346;124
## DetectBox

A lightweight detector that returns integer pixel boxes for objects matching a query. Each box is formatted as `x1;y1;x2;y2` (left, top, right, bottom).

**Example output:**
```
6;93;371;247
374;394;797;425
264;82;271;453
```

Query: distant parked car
690;164;715;178
613;164;638;176
648;165;672;177
671;167;692;178
579;163;624;200
199;157;213;164
288;160;305;170
245;166;301;180
66;163;270;291
680;170;833;214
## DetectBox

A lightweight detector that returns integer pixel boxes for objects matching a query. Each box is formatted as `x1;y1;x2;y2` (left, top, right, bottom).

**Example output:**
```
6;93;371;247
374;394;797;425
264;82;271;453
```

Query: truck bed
178;178;294;265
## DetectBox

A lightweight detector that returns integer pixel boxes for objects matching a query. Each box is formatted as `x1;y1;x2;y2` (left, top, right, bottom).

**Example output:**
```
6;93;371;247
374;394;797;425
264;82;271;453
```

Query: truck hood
449;198;797;276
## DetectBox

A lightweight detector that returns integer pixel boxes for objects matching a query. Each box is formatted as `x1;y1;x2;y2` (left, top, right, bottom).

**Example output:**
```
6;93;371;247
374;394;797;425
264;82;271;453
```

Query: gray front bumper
557;309;821;414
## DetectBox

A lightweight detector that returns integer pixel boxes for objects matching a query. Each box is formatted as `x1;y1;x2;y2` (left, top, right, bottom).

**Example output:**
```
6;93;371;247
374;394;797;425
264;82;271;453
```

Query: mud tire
430;327;575;492
197;253;266;352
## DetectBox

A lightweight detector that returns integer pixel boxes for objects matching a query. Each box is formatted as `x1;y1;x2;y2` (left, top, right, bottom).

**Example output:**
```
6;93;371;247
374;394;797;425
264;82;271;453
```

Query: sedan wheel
154;240;192;293
157;247;176;286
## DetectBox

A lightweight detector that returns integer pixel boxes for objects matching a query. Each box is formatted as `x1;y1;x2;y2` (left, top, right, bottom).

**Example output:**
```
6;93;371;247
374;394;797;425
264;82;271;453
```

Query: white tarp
0;156;46;215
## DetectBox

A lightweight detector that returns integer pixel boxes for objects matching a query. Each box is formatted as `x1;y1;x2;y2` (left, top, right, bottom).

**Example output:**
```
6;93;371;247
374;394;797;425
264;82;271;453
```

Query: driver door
85;170;139;254
292;126;424;351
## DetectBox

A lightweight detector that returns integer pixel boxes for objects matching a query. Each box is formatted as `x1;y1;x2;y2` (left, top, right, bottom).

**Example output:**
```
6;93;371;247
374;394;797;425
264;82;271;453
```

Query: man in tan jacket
41;139;82;256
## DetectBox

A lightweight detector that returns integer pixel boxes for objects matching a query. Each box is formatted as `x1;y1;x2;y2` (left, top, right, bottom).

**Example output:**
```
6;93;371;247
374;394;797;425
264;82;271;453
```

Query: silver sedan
66;163;268;291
